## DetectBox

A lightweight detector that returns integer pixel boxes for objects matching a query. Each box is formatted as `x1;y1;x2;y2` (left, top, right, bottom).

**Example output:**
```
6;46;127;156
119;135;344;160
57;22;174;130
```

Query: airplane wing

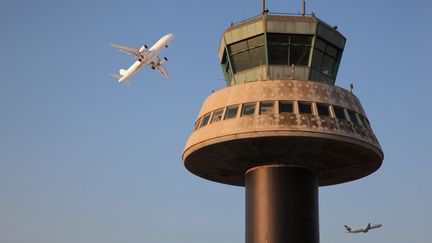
155;64;169;79
110;44;140;56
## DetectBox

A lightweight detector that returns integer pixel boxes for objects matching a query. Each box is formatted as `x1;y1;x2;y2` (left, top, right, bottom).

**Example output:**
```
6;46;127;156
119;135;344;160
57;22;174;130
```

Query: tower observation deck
182;12;383;243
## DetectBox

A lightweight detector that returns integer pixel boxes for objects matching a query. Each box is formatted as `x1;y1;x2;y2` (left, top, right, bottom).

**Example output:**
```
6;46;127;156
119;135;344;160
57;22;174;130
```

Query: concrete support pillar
245;166;319;243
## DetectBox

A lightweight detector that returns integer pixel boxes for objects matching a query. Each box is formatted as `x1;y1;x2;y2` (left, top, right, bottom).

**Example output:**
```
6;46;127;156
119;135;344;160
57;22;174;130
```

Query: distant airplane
110;33;174;83
344;223;382;233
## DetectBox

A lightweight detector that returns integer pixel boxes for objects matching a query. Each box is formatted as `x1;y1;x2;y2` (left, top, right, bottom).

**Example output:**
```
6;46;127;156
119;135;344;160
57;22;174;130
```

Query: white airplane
344;223;382;233
110;33;174;83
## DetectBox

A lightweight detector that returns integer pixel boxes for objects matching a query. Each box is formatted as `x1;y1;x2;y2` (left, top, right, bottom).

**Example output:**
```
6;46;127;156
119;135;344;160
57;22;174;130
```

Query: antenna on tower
261;0;266;15
302;0;306;16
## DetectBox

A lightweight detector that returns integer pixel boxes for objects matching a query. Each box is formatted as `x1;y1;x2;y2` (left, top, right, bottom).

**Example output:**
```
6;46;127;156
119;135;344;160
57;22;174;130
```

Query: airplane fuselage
115;33;174;82
345;223;382;233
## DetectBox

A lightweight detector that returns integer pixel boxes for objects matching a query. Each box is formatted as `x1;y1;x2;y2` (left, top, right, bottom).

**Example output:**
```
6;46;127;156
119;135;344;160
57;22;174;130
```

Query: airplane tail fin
344;225;351;232
366;223;371;231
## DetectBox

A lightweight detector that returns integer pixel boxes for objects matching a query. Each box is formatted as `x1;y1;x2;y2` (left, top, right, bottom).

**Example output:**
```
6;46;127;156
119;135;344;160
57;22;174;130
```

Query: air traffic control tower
182;6;383;243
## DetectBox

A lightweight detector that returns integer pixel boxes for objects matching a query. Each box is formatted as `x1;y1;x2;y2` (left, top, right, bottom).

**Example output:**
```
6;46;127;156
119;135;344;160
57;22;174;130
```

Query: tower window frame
211;108;224;123
333;106;346;120
199;113;212;128
316;103;330;117
225;105;239;120
259;101;274;115
348;110;359;125
279;101;294;114
228;34;266;73
298;102;312;115
242;103;256;116
267;33;313;66
192;117;202;131
311;37;343;80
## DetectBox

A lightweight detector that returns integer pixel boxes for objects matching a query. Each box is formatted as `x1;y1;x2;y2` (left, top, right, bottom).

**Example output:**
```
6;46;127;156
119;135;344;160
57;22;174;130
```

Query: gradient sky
1;0;431;242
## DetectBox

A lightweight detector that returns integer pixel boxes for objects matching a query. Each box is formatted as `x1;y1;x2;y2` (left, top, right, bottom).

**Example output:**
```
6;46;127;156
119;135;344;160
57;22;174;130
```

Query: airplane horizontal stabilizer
110;73;131;85
110;73;122;79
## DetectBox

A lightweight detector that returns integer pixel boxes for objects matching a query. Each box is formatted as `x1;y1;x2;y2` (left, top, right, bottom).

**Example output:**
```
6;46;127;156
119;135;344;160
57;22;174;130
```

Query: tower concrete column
246;166;319;243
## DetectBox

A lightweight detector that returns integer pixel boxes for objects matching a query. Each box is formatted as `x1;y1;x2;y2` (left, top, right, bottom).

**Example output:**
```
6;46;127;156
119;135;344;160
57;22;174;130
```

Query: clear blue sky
1;0;431;242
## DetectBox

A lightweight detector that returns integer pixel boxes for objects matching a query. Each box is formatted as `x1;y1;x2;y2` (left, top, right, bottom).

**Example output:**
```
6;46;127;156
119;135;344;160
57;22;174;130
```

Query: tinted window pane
279;101;293;113
298;102;312;114
361;116;370;129
290;46;310;66
225;106;239;119
317;104;330;117
268;33;289;45
348;111;359;124
321;55;335;76
268;45;289;65
319;73;334;84
326;45;338;58
211;109;224;123
248;35;264;49
242;103;256;116
249;46;266;67
333;106;346;120
260;101;274;115
314;38;326;52
232;52;251;72
290;35;312;45
311;49;324;69
230;40;248;54
193;118;201;131
222;50;228;64
200;113;211;128
363;117;370;126
310;69;321;82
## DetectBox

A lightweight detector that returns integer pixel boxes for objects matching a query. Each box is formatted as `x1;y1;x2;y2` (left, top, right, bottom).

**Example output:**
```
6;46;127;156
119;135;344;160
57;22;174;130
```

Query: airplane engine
159;57;168;65
139;45;148;53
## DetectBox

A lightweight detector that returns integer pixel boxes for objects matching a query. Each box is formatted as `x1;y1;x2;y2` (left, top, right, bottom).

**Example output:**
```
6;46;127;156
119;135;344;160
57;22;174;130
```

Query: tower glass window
311;38;343;83
200;113;211;128
221;50;233;83
211;109;224;123
279;101;294;113
225;105;239;120
192;117;202;131
348;110;359;125
267;33;312;66
333;106;346;120
228;34;266;73
260;101;274;115
359;115;370;129
298;102;312;115
242;103;256;116
316;103;330;117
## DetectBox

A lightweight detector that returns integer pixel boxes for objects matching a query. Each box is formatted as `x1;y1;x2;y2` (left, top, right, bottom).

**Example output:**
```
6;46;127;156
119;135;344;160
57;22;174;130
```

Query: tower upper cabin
219;13;346;86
